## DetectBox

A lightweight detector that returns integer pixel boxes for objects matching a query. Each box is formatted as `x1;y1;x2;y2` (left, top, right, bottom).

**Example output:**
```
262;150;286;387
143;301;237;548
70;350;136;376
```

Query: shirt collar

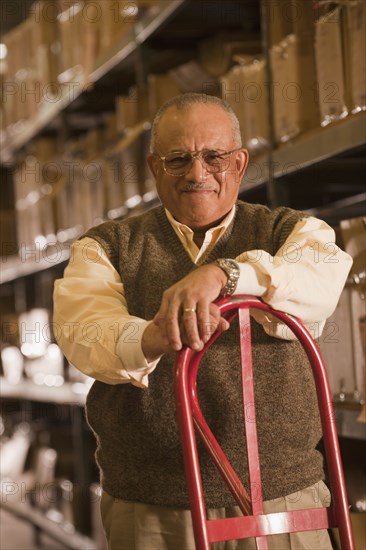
165;206;236;238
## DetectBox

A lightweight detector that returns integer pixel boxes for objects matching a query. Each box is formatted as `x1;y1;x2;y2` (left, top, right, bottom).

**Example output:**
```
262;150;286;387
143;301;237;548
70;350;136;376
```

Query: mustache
182;183;215;191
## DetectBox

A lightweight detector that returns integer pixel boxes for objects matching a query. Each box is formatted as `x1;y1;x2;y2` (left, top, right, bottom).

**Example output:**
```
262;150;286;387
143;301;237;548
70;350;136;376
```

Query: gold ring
183;307;196;313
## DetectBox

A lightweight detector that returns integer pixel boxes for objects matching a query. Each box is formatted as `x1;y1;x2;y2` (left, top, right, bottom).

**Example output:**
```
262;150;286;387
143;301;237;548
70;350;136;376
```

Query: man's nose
184;156;207;182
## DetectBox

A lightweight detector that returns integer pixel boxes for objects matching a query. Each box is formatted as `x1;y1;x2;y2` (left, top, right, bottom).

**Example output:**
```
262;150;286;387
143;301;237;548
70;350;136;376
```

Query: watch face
220;259;239;273
225;259;238;269
216;259;239;297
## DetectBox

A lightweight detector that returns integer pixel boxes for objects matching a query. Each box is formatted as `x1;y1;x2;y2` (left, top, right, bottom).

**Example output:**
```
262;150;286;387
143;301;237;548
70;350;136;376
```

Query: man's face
147;104;249;230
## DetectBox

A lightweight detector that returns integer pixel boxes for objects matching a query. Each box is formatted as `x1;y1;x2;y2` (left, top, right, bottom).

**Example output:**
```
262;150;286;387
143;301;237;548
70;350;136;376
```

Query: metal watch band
214;258;240;297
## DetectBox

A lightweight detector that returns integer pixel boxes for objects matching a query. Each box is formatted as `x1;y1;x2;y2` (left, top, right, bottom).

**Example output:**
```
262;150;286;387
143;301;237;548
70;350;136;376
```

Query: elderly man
54;93;352;549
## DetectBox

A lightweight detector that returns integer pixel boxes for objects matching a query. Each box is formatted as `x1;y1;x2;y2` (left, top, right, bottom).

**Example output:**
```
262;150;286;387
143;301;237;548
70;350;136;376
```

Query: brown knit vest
83;201;324;508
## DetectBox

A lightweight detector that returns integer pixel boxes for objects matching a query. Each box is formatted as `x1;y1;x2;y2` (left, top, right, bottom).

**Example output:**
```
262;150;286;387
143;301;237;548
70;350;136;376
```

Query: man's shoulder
236;200;305;221
80;205;165;271
234;200;307;250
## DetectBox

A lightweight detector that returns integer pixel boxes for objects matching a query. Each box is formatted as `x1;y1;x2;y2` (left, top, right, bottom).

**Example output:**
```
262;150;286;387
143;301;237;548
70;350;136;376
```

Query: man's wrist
213;258;240;297
141;321;166;362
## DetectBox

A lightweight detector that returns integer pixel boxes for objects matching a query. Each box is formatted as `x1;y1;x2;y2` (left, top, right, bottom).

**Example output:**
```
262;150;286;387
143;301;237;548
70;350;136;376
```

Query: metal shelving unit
272;113;366;179
1;0;365;546
0;74;85;165
0;243;72;284
0;0;186;164
90;0;186;82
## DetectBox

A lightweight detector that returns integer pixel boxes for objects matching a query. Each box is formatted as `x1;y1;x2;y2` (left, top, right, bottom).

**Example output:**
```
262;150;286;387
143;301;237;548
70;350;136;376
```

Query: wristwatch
214;258;240;297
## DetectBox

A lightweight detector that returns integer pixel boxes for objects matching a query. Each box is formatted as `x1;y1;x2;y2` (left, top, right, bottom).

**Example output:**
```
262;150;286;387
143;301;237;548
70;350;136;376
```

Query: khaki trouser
100;481;333;550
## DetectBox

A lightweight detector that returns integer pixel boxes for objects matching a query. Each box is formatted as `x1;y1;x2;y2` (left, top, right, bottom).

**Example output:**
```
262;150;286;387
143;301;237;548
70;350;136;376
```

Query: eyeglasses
154;149;240;176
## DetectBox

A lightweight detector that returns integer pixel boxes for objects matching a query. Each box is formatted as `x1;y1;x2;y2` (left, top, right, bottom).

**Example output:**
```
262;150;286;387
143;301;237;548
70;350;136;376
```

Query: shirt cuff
251;311;326;341
235;262;268;297
115;319;161;388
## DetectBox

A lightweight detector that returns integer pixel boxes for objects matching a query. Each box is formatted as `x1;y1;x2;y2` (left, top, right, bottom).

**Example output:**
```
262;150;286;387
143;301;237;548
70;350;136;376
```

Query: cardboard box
103;146;142;214
83;0;158;65
314;7;348;126
119;144;141;206
36;139;59;239
318;286;364;400
32;1;62;90
13;155;43;250
94;0;136;60
220;57;270;154
270;31;320;144
148;73;181;119
17;18;36;121
270;35;301;143
342;0;366;113
3;23;29;126
294;42;319;134
266;1;294;46
103;157;125;217
135;127;154;198
2;4;61;125
1;31;14;128
57;2;85;77
115;86;150;133
18;137;65;241
198;31;261;78
291;0;318;36
340;216;366;279
267;0;318;45
116;91;139;132
265;1;320;140
333;215;366;403
169;61;219;96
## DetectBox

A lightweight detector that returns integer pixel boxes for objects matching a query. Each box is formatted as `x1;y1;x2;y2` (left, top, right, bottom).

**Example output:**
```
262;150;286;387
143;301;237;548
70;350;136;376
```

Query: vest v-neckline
156;205;239;268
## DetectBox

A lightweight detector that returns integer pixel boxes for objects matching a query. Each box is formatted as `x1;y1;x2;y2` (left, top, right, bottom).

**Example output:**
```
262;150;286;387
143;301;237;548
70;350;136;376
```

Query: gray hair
149;93;242;153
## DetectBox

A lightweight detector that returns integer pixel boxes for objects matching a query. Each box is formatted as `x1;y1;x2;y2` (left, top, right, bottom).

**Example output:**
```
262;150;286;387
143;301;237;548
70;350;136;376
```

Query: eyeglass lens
164;150;231;175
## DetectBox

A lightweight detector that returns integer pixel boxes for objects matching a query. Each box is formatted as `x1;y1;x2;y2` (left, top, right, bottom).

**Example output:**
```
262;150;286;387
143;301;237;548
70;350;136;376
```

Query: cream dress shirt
53;207;352;388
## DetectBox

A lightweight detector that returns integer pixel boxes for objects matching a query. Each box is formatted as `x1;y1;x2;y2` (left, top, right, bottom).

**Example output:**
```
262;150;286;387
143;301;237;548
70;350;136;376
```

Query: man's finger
182;305;203;350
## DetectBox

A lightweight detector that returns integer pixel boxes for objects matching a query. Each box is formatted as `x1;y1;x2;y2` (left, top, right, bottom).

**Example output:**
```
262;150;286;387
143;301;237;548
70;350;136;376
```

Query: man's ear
236;148;249;181
147;154;159;178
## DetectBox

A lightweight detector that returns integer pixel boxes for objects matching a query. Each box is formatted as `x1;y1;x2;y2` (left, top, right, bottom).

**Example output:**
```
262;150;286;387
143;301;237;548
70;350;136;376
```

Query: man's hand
152;264;230;352
141;301;230;362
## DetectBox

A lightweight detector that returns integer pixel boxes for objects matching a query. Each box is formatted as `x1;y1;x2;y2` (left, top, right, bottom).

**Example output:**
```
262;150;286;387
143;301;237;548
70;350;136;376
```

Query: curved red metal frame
174;295;355;550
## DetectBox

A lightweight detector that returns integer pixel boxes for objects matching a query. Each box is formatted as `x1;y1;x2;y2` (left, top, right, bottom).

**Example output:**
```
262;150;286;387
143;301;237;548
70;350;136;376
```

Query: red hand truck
174;295;355;550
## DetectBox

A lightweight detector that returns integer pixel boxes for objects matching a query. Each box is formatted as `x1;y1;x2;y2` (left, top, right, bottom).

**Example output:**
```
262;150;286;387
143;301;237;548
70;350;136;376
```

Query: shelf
0;378;88;406
0;74;85;165
90;0;186;83
0;0;186;164
306;192;366;225
0;243;71;284
232;114;366;199
272;113;366;178
0;193;160;284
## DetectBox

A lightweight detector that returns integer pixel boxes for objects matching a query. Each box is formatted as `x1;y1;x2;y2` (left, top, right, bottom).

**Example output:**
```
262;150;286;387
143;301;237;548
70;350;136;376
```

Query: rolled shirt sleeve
235;216;353;340
53;238;159;388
